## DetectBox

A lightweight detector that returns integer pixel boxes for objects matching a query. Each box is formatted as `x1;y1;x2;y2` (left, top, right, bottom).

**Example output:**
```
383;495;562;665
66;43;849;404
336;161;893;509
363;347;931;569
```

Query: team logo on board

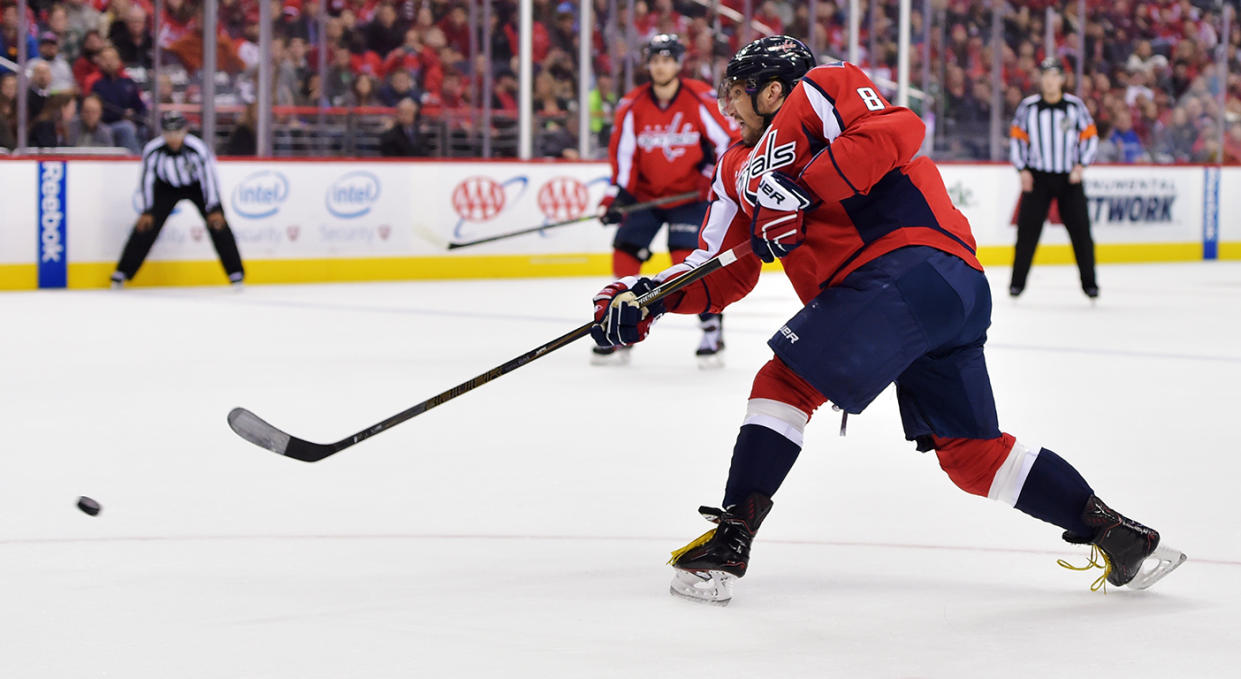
326;171;382;219
452;176;508;222
37;161;67;288
537;177;589;221
231;170;289;219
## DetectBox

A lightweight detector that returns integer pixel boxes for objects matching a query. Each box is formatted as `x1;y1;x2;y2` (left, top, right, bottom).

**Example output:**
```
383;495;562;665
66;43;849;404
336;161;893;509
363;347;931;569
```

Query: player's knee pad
742;398;809;447
933;433;1018;498
614;240;651;263
749;357;829;418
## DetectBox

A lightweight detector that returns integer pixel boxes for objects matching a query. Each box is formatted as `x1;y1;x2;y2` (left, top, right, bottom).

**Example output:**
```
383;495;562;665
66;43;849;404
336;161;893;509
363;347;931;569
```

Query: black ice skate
667;492;772;605
1058;495;1186;591
695;315;725;369
589;345;632;366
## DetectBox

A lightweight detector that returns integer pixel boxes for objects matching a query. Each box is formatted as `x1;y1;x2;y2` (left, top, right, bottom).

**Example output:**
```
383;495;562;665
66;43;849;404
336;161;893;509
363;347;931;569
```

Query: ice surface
2;262;1239;677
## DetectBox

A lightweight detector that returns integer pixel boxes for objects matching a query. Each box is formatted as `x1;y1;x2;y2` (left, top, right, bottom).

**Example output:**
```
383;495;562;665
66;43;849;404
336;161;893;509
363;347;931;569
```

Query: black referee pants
1010;171;1096;293
116;183;245;282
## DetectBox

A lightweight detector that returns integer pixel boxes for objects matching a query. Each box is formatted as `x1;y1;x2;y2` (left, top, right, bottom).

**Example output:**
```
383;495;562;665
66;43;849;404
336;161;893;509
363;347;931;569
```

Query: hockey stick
445;191;699;250
228;240;752;462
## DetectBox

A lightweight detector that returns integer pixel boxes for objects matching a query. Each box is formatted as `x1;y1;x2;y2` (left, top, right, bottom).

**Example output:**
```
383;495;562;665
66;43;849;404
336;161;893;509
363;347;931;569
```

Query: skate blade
696;351;724;370
1127;543;1188;590
669;569;734;606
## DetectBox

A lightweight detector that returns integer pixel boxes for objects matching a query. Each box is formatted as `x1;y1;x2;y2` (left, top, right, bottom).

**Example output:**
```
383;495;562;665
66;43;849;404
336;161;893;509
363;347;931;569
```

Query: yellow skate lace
668;528;716;565
1057;544;1113;593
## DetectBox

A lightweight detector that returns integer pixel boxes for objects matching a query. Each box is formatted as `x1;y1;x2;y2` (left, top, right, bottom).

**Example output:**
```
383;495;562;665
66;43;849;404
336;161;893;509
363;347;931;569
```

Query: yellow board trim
976;242;1207;266
0;264;37;290
4;243;1238;290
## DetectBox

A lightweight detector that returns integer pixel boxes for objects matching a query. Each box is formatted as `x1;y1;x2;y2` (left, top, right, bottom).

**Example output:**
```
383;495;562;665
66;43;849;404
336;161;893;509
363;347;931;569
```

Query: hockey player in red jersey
594;33;739;367
589;36;1185;604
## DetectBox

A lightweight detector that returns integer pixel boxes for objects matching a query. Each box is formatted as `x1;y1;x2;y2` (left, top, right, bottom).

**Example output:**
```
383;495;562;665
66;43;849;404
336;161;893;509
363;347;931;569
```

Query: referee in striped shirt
1009;58;1099;300
111;111;245;288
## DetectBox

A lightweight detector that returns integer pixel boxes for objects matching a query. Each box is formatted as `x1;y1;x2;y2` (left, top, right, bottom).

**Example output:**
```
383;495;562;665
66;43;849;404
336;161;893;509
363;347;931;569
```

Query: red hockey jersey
607;78;739;207
656;62;982;313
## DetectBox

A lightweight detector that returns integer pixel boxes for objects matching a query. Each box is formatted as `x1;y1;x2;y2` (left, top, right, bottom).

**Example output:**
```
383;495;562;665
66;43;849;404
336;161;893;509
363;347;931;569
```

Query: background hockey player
595;33;738;367
111;111;245;289
589;36;1185;604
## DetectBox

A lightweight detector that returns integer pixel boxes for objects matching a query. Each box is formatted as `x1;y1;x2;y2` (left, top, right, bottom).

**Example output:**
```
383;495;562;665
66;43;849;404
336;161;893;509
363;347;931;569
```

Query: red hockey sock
932;434;1015;497
749;357;828;416
612;250;642;278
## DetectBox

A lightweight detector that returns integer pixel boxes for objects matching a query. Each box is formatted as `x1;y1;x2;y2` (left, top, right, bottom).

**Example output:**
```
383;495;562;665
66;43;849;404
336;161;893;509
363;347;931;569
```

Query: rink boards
0;157;1237;290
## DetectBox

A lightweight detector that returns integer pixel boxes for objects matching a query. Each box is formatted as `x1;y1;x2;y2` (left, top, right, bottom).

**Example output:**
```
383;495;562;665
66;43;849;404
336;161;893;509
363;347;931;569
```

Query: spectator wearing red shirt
72;29;103;92
418;26;445;96
503;14;548;63
382;27;423;78
490;67;517;112
346;31;383;78
752;1;782;35
1224;122;1241;165
629;0;654;39
278;0;311;41
436;3;469;56
425;68;467;110
157;0;196;50
350;0;384;25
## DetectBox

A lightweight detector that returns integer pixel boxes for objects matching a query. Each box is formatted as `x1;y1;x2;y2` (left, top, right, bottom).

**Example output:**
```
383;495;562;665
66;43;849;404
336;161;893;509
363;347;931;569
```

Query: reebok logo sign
37;162;68;288
779;325;800;344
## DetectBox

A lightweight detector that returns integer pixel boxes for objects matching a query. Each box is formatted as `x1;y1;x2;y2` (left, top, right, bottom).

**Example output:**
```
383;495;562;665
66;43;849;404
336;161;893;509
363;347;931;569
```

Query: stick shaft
229;242;750;461
447;191;699;250
334;242;745;448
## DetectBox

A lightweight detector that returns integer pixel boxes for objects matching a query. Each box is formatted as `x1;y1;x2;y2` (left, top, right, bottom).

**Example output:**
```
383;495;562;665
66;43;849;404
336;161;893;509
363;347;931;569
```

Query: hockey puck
76;496;101;516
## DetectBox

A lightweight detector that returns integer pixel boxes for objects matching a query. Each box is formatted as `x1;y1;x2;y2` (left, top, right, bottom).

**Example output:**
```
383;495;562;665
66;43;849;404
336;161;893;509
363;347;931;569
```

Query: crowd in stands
1;0;1239;163
924;0;1241;163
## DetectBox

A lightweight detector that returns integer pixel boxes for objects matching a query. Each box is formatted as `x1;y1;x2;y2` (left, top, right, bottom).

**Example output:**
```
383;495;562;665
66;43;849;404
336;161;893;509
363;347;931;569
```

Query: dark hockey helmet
160;110;189;132
644;33;686;62
718;35;816;122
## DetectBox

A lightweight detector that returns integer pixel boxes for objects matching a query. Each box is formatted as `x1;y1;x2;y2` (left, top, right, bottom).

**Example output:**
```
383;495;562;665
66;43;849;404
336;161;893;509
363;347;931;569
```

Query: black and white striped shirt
1009;93;1098;174
139;134;223;213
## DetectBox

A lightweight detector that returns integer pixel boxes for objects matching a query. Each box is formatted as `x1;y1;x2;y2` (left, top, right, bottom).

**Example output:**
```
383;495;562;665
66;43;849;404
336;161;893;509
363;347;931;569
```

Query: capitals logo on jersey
736;125;797;207
636;112;702;162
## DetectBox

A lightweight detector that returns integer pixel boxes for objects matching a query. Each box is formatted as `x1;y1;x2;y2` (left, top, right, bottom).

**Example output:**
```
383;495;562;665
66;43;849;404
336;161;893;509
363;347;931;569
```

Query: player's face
647;54;680;87
162;129;187;150
719;82;765;145
1040;69;1064;97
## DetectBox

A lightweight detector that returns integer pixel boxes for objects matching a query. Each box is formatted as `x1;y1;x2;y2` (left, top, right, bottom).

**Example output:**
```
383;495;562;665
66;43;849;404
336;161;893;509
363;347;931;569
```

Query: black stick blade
227;407;292;454
228;407;340;462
